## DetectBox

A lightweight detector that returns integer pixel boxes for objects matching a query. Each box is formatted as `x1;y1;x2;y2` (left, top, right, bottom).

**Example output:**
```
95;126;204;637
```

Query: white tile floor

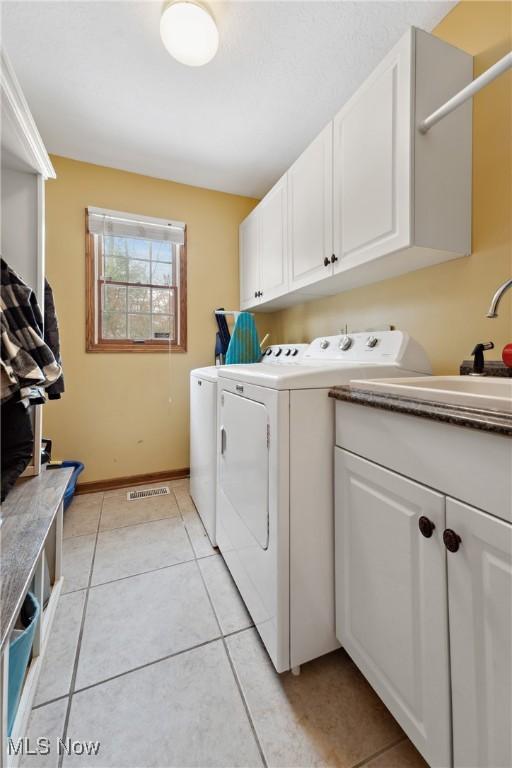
22;480;428;768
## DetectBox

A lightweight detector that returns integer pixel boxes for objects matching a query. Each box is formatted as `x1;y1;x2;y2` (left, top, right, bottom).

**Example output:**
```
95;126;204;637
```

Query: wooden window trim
85;211;187;353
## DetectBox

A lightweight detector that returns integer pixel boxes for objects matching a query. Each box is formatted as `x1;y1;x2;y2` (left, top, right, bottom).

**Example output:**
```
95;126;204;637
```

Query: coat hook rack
419;50;512;134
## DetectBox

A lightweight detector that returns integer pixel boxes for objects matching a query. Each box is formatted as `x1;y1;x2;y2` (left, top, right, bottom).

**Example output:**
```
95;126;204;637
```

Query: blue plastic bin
61;461;85;509
8;592;40;735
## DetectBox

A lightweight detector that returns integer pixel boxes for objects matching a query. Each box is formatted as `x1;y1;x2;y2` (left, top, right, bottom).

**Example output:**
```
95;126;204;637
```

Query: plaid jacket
1;259;62;406
44;279;65;399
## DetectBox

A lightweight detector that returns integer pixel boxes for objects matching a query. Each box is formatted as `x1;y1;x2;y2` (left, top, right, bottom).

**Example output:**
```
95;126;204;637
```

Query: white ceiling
2;1;455;198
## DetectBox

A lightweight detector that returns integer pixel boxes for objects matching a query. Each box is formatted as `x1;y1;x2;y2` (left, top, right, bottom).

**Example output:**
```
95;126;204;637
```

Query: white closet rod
419;50;512;134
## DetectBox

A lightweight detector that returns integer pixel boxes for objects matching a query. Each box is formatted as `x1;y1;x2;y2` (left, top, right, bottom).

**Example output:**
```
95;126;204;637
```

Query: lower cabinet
335;449;451;768
335;449;512;768
446;499;512;768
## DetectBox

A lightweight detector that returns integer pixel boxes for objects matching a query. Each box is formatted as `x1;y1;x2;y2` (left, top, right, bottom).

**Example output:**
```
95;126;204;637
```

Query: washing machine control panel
262;344;308;364
304;332;400;361
301;331;431;373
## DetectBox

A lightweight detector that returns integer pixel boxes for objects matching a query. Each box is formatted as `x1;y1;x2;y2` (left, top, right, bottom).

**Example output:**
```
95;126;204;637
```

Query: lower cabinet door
446;498;512;768
335;449;451;767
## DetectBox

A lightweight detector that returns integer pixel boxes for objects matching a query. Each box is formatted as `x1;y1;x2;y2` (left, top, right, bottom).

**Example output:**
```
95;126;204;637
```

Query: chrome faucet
486;278;512;318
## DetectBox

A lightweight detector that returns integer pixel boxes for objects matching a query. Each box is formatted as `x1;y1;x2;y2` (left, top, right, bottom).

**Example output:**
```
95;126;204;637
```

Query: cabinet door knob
331;254;338;263
323;257;330;267
443;529;461;553
418;516;435;538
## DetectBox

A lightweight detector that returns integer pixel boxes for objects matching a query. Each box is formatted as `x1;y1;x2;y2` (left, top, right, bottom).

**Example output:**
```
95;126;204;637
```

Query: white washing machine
216;331;431;673
190;366;219;545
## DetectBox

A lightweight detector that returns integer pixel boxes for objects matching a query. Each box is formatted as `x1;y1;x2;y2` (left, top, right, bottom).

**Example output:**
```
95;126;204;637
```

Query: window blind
87;207;185;245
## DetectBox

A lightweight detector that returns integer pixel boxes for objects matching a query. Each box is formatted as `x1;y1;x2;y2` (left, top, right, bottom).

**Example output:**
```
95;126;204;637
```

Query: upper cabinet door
288;123;333;291
259;175;288;303
333;30;412;270
239;209;260;310
446;498;512;768
335;449;451;768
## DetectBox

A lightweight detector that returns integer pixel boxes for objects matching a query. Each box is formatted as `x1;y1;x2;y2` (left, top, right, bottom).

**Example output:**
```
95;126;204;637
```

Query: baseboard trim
76;467;190;495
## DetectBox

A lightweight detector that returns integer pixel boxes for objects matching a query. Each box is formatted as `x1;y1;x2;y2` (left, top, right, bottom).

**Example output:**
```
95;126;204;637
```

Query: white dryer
190;346;307;546
216;332;431;673
190;366;219;545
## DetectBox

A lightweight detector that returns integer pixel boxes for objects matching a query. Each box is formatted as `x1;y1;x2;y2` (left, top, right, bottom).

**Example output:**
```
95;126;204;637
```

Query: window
86;207;187;352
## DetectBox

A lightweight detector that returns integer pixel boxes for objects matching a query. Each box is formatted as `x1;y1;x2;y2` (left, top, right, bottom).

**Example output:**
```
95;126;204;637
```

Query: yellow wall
267;0;512;372
46;1;511;483
45;156;263;482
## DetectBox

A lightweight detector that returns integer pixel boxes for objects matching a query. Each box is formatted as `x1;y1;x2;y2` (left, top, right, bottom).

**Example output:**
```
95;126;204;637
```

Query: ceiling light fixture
160;0;219;67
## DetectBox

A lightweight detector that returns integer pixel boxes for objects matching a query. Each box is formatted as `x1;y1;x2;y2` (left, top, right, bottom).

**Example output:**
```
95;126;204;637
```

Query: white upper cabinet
240;175;288;310
447;498;512;768
239;208;260;310
333;31;412;270
239;26;472;312
259;174;288;302
332;27;472;288
288;123;333;291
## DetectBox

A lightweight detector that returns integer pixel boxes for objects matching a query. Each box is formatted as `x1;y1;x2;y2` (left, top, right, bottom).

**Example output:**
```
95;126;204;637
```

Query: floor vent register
127;487;170;501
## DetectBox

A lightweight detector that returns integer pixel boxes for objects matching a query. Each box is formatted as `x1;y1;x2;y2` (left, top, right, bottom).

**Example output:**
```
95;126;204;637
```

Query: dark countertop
460;360;512;377
0;467;72;653
329;385;512;437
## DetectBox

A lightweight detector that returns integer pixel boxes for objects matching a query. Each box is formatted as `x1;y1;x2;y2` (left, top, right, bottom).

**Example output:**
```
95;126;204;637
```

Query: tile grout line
95;509;182;536
63;635;224;699
57;491;104;768
181;489;268;768
208;602;267;766
87;553;197;591
31;693;69;711
62;527;204;596
172;487;213;560
33;624;255;710
350;736;408;768
63;508;180;541
62;551;219;597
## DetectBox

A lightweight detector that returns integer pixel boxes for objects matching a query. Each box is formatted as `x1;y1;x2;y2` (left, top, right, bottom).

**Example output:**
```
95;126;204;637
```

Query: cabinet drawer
335;400;512;522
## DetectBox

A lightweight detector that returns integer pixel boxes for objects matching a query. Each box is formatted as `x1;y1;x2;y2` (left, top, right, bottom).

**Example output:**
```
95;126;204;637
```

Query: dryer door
219;391;269;549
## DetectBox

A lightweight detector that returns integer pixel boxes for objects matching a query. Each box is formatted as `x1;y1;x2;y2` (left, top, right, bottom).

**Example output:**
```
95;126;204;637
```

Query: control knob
292;349;299;356
366;336;379;348
265;348;272;356
275;348;283;357
285;349;291;356
339;335;353;351
320;339;330;350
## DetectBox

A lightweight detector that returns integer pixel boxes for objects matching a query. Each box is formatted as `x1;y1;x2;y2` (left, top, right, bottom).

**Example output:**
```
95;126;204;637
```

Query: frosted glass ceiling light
160;1;219;67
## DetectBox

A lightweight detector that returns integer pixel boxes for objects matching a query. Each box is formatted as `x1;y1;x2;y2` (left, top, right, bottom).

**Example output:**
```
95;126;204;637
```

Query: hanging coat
0;259;61;406
44;279;65;399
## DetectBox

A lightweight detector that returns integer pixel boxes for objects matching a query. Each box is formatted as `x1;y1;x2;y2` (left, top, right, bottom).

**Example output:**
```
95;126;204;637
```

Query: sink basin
349;376;512;412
